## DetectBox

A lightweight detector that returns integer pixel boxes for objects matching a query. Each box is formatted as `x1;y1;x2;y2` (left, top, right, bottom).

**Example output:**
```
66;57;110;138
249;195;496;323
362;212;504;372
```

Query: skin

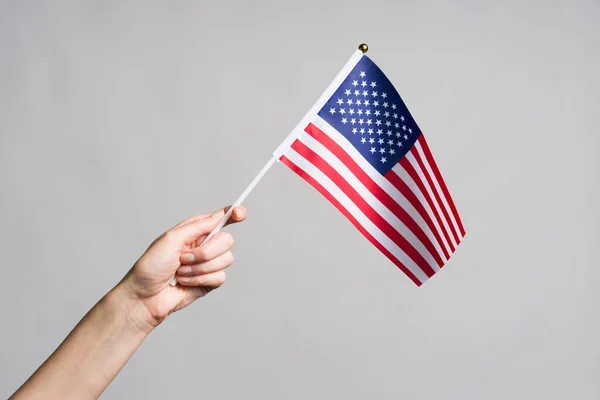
10;206;247;400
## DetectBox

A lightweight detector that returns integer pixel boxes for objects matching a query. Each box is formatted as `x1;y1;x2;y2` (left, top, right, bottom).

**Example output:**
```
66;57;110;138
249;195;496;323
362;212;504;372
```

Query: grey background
1;1;598;399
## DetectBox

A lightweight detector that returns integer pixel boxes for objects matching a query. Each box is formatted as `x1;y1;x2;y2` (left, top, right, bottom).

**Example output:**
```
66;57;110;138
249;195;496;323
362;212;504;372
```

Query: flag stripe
409;146;461;245
398;157;458;252
290;139;436;278
303;122;444;268
416;135;466;236
384;167;452;259
414;141;464;242
280;153;426;285
311;116;451;261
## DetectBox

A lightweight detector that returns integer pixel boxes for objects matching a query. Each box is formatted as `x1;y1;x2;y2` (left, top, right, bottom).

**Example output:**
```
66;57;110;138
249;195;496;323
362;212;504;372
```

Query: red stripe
410;145;461;245
400;156;456;253
280;154;423;286
305;122;445;267
384;168;451;260
291;139;436;278
417;135;465;236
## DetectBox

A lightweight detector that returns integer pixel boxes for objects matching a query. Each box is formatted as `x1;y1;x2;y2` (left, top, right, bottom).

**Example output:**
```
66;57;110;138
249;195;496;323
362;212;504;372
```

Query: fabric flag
276;55;465;286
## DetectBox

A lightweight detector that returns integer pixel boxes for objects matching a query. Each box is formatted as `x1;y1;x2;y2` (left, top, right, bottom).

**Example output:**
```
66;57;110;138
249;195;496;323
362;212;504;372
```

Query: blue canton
317;56;421;175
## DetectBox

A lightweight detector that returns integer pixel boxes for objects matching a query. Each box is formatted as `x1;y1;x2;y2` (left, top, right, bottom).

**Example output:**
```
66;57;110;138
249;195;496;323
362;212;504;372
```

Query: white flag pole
170;44;368;287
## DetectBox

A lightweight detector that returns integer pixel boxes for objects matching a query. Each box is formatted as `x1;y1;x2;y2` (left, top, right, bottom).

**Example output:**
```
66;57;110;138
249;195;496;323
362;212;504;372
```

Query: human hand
119;206;247;331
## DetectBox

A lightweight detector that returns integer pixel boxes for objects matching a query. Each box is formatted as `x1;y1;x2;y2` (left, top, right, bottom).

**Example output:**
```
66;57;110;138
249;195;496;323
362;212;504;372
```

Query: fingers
226;206;247;226
181;231;234;265
178;251;234;276
177;270;227;287
170;213;222;244
171;206;247;232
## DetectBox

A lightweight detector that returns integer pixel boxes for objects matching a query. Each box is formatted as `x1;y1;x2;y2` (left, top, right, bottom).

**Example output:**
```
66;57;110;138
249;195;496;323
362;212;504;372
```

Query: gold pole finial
358;43;369;53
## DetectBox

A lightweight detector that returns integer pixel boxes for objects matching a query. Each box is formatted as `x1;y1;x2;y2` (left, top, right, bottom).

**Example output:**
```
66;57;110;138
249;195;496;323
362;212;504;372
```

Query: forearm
11;284;154;400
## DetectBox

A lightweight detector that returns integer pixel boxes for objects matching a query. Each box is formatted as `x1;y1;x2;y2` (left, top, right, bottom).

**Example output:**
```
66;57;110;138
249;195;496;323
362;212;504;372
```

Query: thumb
171;212;222;244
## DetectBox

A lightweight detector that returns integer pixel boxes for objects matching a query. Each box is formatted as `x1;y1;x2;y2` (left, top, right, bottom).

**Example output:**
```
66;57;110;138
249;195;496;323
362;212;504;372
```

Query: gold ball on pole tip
358;43;369;53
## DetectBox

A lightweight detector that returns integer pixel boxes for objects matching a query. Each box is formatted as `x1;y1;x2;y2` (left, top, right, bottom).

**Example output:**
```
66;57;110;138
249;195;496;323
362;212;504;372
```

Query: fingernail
178;266;192;275
181;253;195;263
178;276;190;282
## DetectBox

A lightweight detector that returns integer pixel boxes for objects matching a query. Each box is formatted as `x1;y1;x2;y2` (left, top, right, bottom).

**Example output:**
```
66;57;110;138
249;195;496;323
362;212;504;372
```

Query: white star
386;130;392;136
394;122;400;129
374;110;381;117
352;80;359;87
397;141;403;147
368;128;374;134
378;138;384;145
364;100;370;106
392;104;397;110
339;108;346;115
351;118;356;124
373;101;380;107
361;137;367;144
403;134;408;140
375;120;382;126
345;89;351;96
379;147;386;154
377;129;383;135
347;98;353;105
369;138;375;144
356;99;362;105
372;91;378;97
389;148;396;155
402;125;407;131
357;109;363;115
354;89;360;96
382;92;388;99
362;90;369;96
408;128;412;134
370;81;377;88
400;115;405;121
388;139;394;146
365;109;371;116
360;128;365;134
366;119;372;125
361;81;367;87
381;157;387;163
337;98;344;105
385;121;391;127
384;111;390;117
349;108;355;115
358;119;364;125
395;132;401;138
393;113;398;119
329;108;336;115
352;127;358;134
383;102;389;108
341;118;347;124
359;71;366;78
370;146;376;153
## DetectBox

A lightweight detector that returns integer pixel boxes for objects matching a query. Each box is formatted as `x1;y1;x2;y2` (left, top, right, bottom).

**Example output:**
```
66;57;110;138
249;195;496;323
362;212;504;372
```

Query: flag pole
170;43;369;286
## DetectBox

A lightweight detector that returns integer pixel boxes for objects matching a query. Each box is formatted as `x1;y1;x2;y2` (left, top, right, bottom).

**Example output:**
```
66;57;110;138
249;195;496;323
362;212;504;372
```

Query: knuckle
196;247;210;261
224;232;234;247
216;271;227;286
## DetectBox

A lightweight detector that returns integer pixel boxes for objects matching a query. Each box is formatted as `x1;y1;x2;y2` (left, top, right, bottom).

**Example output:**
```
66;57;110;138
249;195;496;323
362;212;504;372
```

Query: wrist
106;282;158;336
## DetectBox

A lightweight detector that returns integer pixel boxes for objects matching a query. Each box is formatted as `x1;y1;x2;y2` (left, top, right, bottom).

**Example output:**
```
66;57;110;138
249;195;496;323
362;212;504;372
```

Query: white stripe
404;152;459;249
273;50;364;158
298;132;440;272
284;148;430;284
312;116;450;260
390;165;453;255
414;141;462;239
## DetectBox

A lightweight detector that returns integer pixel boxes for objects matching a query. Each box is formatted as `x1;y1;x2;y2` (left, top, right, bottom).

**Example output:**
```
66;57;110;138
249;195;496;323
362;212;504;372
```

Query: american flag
278;55;465;285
